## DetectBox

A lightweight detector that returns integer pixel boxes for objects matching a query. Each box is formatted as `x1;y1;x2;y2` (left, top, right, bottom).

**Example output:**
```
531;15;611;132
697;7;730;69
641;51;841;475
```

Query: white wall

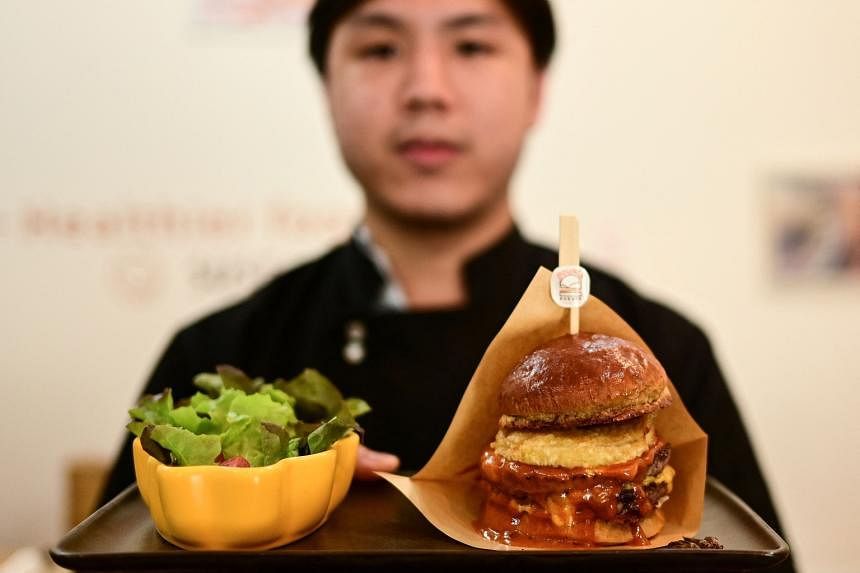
1;2;858;572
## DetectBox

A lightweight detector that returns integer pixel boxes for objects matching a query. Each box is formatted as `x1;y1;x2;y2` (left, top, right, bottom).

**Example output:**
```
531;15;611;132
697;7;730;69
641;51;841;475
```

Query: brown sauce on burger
475;441;663;547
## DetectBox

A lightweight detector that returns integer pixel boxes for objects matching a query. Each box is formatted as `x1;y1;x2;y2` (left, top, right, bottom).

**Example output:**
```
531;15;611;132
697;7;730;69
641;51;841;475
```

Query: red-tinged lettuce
274;369;346;421
219;456;251;468
308;408;354;455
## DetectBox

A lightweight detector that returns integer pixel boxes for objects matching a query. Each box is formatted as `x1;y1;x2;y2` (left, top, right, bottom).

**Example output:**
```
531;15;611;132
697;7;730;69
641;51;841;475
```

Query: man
101;1;792;567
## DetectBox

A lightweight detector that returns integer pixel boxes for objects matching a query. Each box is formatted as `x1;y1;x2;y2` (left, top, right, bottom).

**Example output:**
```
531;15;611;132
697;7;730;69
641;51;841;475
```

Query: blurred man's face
325;0;543;227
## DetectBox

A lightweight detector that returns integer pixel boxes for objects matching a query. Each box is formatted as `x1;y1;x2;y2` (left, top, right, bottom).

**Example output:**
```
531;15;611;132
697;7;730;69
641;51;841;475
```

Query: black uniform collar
462;225;537;314
344;224;534;314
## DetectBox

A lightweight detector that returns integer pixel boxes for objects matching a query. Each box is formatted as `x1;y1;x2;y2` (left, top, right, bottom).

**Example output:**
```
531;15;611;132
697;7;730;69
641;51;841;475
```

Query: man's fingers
354;445;400;480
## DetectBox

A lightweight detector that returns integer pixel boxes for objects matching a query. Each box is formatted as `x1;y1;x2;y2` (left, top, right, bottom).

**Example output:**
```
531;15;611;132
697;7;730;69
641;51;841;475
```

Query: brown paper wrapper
378;268;708;550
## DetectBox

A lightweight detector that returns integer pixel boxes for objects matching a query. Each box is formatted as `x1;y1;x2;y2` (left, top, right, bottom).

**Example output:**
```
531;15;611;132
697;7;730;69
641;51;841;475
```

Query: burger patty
615;443;672;517
481;443;673;524
647;443;671;477
644;480;671;508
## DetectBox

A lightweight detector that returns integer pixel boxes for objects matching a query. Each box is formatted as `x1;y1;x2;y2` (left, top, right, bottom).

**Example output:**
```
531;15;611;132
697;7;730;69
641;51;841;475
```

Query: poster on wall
195;0;314;26
767;173;860;281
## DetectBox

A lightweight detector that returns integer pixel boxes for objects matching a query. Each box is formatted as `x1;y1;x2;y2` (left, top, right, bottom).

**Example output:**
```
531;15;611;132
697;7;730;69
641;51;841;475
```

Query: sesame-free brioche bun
499;333;671;429
509;508;666;545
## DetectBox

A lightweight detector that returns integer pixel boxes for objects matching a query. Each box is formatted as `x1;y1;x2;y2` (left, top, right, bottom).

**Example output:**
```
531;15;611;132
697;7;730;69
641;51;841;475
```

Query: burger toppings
492;414;659;469
480;437;674;531
477;333;676;547
481;438;672;495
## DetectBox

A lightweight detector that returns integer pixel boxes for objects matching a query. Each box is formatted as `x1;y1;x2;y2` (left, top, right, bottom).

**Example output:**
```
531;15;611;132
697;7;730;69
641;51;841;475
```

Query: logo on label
550;265;591;308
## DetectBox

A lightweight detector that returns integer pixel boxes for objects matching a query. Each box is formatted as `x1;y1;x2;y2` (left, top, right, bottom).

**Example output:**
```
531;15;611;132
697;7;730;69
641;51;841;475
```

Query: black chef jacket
100;227;792;568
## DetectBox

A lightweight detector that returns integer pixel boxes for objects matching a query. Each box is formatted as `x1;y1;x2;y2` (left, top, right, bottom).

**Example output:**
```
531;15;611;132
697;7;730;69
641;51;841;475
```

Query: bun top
499;333;671;428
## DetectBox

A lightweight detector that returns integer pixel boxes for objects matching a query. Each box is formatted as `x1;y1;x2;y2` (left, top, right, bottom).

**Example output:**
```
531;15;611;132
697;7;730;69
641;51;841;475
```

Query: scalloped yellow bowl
132;432;359;550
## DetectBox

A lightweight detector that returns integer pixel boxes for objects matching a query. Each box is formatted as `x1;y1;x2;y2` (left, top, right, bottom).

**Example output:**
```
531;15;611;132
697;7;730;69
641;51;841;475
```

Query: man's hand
354;444;400;480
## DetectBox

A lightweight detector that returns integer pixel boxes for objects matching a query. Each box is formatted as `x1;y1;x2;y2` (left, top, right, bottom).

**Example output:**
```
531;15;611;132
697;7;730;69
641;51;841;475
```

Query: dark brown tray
51;477;788;572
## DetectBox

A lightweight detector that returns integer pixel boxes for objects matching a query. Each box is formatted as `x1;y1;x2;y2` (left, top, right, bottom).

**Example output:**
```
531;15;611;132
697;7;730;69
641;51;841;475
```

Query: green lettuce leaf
307;405;355;454
192;373;223;397
190;391;216;415
262;422;302;461
126;421;146;437
220;417;282;467
286;437;302;458
149;425;221;466
275;369;344;422
140;425;172;464
207;389;243;429
258;384;294;405
169;406;204;433
345;397;371;418
217;364;263;394
227;393;297;428
129;389;173;425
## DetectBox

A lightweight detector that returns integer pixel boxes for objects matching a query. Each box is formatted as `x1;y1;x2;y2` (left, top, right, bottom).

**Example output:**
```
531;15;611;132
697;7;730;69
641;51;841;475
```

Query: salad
127;366;369;468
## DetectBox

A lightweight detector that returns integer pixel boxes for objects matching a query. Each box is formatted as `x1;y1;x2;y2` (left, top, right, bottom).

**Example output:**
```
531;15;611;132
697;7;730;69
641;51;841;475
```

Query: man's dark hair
308;0;556;75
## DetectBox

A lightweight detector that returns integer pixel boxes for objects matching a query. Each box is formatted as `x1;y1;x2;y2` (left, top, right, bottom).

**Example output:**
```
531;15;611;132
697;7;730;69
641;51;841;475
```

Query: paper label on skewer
550;265;590;308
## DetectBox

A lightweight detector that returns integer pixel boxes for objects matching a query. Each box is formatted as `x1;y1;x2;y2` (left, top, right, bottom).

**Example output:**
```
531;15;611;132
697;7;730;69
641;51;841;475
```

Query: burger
477;333;676;546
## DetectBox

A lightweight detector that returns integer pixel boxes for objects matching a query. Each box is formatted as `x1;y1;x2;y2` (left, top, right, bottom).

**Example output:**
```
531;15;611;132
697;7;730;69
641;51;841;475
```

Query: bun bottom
514;509;665;546
479;501;666;547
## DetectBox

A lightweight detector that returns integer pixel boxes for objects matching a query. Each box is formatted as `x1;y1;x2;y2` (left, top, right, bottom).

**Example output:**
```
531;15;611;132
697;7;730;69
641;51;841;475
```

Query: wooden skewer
559;215;580;335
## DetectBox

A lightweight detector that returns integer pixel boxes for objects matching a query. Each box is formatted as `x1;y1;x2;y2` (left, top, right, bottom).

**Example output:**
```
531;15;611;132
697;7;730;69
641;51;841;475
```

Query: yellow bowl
132;432;359;550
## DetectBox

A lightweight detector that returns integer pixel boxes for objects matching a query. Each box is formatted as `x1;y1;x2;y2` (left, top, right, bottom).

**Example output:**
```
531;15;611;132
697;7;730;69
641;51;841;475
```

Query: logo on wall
195;0;314;25
107;252;167;305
